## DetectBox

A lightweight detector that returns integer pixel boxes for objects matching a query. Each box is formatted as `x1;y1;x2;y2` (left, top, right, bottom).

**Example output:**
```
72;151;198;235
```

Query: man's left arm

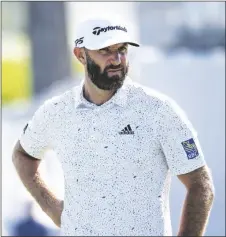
177;165;215;236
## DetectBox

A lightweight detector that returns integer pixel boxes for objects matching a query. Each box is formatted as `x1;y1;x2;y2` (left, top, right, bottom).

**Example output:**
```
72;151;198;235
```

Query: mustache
105;65;123;70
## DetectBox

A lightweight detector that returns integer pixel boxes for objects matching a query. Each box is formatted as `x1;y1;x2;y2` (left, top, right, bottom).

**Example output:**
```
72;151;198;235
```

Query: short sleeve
19;100;53;159
156;99;206;176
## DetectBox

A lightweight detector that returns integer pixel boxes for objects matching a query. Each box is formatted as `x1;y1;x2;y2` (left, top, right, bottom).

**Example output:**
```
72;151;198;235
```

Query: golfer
13;17;214;236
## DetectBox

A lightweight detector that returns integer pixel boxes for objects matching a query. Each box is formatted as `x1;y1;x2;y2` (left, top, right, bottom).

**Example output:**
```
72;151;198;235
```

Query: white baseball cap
74;17;140;50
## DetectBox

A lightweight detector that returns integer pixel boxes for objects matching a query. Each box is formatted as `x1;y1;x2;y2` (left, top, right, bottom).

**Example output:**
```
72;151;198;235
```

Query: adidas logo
119;124;134;135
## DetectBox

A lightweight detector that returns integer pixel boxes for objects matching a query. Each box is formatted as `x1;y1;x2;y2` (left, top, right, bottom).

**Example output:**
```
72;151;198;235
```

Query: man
13;17;214;236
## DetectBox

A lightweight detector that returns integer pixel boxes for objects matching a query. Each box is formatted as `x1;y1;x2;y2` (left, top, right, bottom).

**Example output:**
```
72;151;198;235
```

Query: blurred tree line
28;2;71;95
2;2;71;105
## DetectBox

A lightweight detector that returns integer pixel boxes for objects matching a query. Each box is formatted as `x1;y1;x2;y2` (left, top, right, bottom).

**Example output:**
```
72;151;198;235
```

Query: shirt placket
88;108;103;151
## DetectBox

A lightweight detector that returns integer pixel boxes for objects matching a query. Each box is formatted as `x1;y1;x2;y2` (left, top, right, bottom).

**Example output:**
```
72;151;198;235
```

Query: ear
73;47;86;65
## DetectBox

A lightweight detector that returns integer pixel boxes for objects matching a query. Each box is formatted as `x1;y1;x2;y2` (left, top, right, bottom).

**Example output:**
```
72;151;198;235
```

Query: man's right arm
12;140;63;227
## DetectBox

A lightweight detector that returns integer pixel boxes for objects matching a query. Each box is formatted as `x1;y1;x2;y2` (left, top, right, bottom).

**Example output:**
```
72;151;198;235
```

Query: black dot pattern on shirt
19;80;206;236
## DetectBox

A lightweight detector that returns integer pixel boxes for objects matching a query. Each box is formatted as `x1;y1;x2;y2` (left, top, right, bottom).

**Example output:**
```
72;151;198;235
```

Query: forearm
177;186;214;236
24;171;60;215
12;147;63;226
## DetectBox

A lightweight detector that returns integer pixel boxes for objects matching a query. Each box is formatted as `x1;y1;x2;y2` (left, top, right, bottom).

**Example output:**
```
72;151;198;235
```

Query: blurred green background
2;34;31;104
2;1;84;105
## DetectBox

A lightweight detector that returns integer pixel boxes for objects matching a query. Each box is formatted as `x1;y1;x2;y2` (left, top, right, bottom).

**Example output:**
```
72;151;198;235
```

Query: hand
47;199;64;228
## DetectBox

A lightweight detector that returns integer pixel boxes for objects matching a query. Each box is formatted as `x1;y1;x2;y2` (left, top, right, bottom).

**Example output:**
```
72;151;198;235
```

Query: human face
84;43;129;91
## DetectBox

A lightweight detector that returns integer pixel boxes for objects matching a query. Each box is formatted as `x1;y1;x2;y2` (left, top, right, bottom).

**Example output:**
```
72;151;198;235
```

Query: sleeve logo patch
181;138;199;159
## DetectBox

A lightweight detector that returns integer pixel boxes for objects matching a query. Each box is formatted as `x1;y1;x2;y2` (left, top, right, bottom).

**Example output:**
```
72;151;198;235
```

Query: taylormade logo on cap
74;18;140;49
92;26;127;36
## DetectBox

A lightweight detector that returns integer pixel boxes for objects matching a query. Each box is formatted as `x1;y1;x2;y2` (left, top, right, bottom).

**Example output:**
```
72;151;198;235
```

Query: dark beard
85;50;129;91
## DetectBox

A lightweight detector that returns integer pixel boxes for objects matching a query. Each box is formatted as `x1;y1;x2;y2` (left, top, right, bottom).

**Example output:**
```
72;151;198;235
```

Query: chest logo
119;124;134;135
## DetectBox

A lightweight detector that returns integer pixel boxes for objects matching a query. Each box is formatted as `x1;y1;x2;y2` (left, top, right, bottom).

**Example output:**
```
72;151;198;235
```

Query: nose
110;52;121;66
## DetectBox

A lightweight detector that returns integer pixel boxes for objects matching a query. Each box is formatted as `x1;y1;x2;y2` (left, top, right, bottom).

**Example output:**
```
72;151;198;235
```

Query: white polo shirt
20;78;206;236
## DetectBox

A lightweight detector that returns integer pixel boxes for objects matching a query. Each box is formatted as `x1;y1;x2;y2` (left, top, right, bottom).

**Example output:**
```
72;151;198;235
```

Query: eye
118;46;128;53
99;48;110;54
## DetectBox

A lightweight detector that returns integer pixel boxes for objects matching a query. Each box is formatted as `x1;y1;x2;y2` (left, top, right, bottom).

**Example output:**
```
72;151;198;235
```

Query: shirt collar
73;77;132;109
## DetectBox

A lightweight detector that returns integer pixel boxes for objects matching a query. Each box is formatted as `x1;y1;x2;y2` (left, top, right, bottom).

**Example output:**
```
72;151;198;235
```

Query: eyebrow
99;47;110;51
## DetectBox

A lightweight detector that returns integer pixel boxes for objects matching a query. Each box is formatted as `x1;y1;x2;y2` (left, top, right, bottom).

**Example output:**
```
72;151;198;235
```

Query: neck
83;78;116;106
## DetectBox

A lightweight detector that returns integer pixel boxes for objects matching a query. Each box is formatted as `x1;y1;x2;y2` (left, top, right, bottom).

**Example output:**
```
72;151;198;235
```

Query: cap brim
128;42;140;47
85;36;140;50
